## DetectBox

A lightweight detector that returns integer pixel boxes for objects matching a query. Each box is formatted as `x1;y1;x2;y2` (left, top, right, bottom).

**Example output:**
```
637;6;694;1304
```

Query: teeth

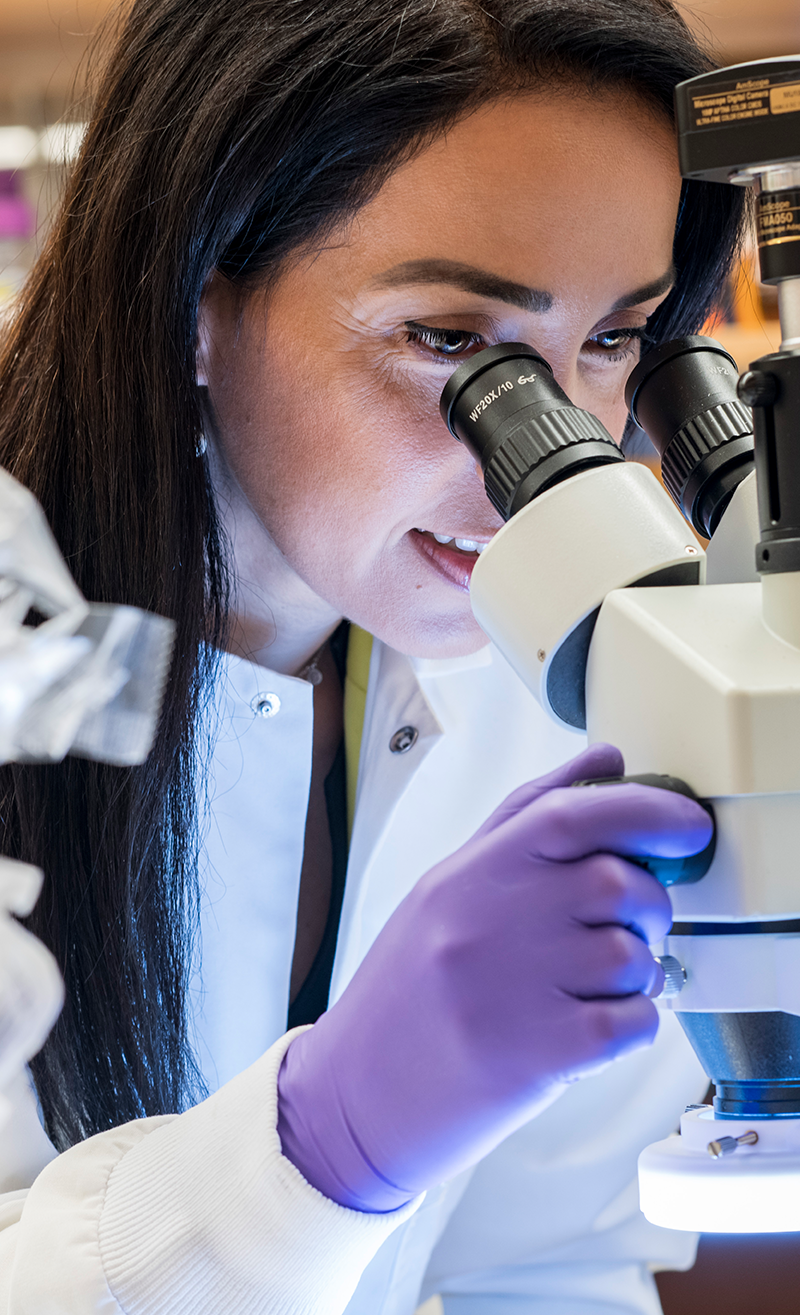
422;530;490;554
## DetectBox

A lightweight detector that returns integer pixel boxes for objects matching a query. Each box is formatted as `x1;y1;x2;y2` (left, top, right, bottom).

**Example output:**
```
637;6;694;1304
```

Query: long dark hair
0;0;746;1150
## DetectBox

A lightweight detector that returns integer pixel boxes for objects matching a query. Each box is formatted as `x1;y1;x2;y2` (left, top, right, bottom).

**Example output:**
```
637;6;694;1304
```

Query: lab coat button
250;692;282;719
389;725;418;753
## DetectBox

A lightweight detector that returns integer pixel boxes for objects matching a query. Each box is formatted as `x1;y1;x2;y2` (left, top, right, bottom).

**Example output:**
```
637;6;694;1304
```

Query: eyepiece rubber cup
439;342;624;521
439;343;551;436
626;335;754;539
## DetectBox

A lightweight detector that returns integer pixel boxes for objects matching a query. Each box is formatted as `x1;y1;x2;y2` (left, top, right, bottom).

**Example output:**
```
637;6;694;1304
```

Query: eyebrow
371;259;676;316
610;267;675;311
371;260;553;314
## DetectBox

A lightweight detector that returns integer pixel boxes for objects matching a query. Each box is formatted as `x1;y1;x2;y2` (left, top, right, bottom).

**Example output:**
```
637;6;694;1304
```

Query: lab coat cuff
7;1028;421;1314
99;1025;422;1313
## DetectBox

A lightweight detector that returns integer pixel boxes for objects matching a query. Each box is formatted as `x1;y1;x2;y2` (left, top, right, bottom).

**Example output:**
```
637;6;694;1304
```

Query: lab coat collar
345;640;443;890
332;640;452;999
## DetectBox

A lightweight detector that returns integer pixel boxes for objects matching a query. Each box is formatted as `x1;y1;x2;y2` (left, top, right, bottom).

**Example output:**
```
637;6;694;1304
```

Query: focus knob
654;954;686;999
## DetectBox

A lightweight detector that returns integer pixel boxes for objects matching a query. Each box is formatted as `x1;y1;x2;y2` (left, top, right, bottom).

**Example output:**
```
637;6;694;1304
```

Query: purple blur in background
0;172;34;241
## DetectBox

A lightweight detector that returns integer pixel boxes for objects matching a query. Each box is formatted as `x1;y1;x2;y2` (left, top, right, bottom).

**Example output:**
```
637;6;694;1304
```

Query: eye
584;326;654;363
405;322;486;359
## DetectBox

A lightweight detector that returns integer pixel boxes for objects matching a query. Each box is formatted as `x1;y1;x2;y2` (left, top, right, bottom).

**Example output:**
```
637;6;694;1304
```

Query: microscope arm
704;470;760;586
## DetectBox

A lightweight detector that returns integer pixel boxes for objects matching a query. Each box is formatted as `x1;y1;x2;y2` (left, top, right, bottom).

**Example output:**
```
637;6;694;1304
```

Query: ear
196;270;237;387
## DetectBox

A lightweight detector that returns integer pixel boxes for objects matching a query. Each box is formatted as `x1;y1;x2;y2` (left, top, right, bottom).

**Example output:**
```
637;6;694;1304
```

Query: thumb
474;743;624;839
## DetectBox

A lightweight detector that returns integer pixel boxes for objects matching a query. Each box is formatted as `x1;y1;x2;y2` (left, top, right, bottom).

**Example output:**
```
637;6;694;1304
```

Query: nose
544;355;583;409
449;444;506;530
547;358;627;448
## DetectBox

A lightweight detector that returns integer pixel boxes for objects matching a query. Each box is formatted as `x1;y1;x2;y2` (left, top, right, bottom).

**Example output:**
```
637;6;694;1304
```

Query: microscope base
639;1106;800;1232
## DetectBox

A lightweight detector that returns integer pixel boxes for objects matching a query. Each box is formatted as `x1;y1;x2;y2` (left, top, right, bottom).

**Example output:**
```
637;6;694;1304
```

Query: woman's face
199;89;683;663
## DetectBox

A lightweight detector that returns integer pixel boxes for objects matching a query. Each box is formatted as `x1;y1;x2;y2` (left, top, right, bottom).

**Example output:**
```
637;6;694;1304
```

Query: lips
408;528;490;590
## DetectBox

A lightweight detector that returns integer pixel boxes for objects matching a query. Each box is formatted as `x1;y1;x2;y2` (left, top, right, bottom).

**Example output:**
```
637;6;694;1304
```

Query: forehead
318;89;682;310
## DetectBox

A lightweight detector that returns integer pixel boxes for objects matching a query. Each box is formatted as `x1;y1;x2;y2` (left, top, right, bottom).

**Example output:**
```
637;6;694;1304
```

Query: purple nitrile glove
277;743;712;1213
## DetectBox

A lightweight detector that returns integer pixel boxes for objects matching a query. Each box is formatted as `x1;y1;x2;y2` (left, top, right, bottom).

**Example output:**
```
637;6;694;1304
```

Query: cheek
228;349;457;561
570;357;643;446
293;350;461;511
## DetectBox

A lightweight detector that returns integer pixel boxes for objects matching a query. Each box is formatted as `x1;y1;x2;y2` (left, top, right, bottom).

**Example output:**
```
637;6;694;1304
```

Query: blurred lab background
2;0;799;357
2;3;800;1314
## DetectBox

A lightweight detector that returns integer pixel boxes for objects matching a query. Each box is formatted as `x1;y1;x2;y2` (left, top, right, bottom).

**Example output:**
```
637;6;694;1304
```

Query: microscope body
440;52;800;1232
588;546;800;928
588;501;800;1231
467;405;800;1231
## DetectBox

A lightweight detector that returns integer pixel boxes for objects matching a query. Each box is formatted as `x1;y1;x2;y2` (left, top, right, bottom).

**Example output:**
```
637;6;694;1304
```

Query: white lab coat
0;638;708;1314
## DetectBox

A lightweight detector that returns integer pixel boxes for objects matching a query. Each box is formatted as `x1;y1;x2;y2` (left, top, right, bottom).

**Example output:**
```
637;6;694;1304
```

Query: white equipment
442;53;800;1233
0;465;174;1124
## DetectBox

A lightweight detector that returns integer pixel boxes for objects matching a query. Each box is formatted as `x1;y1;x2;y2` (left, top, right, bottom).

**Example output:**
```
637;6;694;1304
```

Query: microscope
440;55;800;1233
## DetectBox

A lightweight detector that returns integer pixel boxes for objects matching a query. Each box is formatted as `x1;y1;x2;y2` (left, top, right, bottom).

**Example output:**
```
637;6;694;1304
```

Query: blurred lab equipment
0;464;174;1122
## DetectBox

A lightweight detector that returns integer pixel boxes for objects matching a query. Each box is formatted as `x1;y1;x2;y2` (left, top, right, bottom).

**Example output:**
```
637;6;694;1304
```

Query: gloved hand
277;743;712;1213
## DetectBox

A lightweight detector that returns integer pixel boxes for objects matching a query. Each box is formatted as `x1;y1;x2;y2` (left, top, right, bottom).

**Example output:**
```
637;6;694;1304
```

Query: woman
0;0;741;1310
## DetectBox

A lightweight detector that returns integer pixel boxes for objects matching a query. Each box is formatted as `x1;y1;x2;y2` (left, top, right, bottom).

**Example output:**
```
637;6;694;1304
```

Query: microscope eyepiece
439;342;624;521
625;335;754;539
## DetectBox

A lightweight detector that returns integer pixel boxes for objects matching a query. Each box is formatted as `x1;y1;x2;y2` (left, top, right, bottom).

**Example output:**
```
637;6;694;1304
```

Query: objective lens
439;343;624;521
625;336;754;539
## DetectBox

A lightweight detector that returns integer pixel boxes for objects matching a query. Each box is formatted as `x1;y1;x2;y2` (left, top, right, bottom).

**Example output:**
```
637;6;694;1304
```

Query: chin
370;610;492;661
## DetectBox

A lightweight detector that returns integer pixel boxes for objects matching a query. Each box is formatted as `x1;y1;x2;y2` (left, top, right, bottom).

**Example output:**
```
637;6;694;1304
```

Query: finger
566;854;674;945
647;957;667;998
554;924;665;999
474;743;625;839
567;994;661;1073
522;742;624;792
519;782;713;863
